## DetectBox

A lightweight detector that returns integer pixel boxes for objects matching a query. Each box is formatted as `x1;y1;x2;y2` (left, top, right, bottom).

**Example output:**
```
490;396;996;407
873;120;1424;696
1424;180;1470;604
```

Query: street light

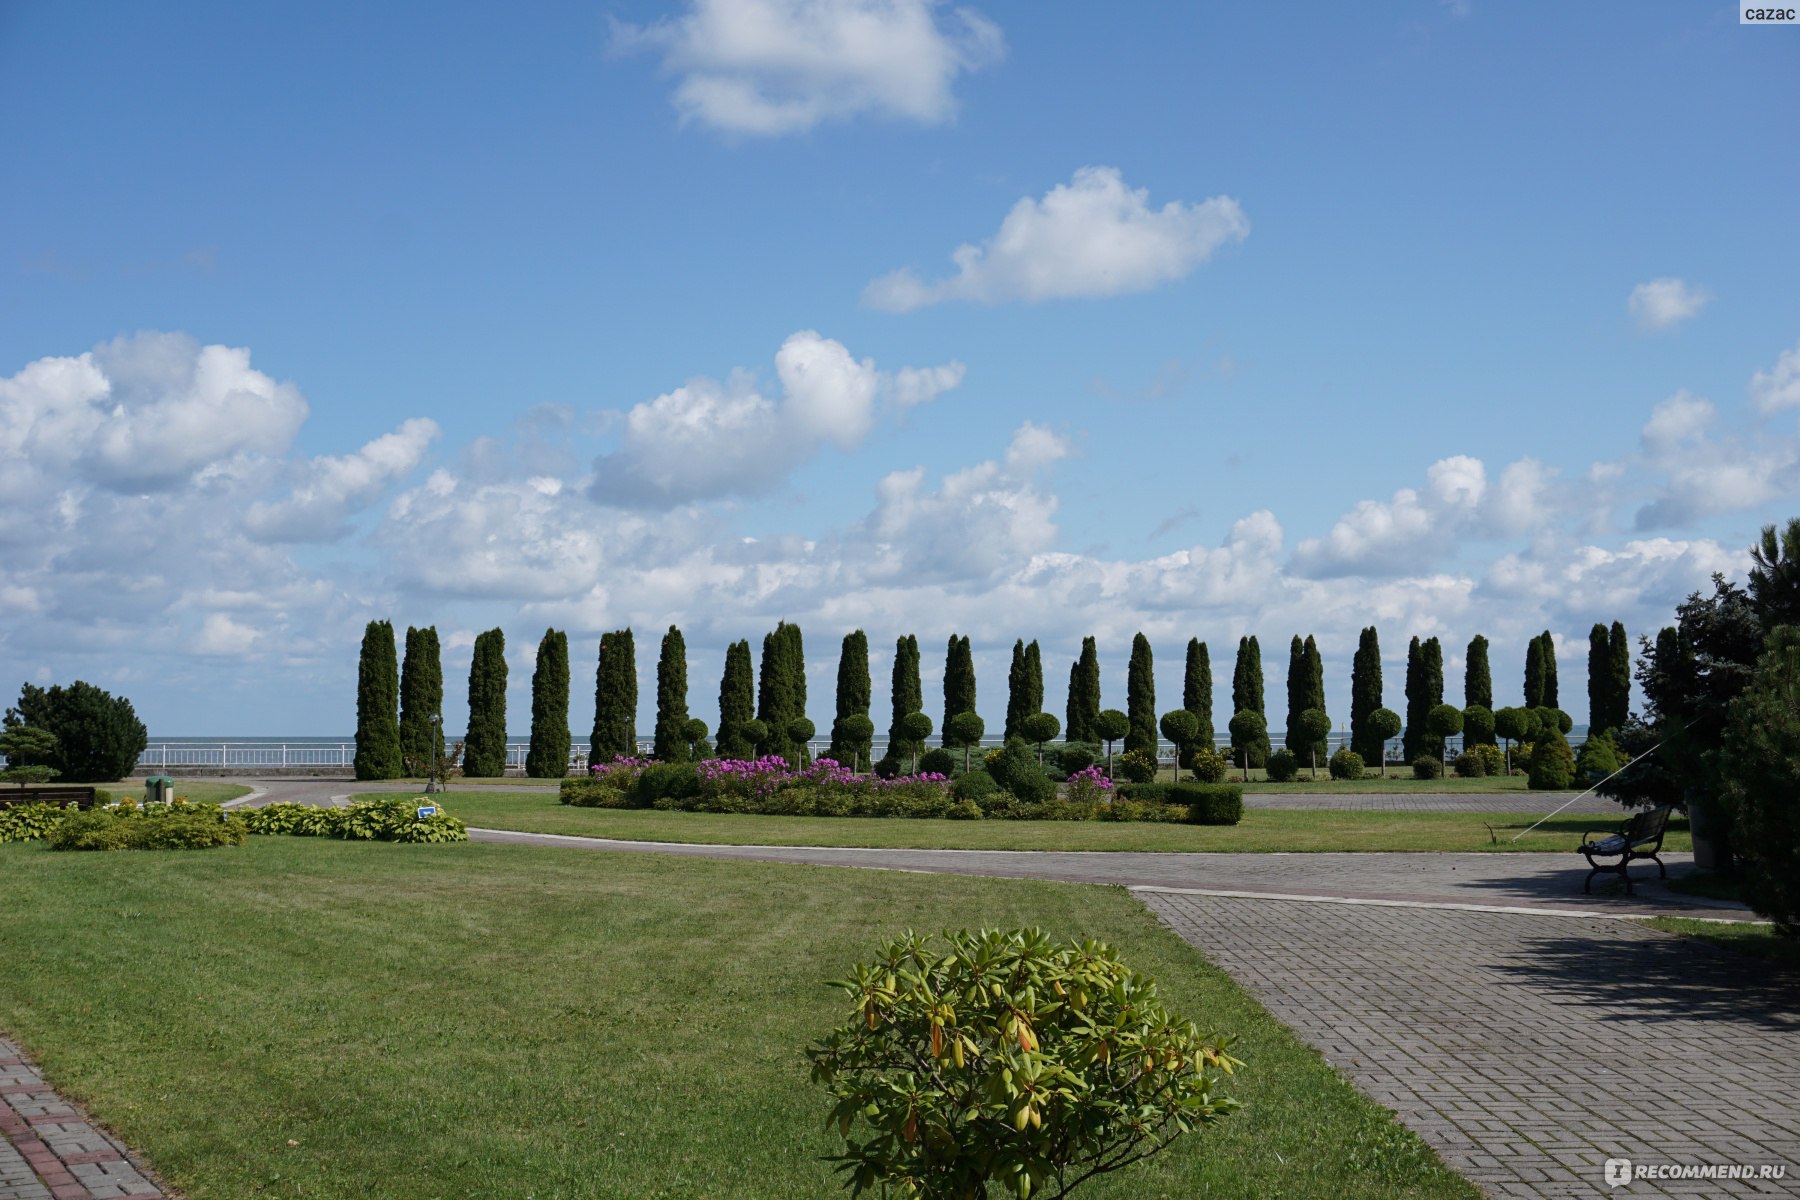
426;714;442;794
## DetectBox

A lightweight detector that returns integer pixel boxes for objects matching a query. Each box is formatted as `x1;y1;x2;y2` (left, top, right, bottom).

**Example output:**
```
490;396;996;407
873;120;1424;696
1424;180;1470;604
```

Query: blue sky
2;1;1797;738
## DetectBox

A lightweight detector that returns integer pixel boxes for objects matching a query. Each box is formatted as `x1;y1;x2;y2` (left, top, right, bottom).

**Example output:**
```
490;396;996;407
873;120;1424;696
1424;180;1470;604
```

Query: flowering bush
1063;765;1114;806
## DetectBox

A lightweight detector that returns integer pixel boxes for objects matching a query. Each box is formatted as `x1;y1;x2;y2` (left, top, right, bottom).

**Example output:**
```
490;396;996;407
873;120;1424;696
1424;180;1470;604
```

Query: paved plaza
0;1037;163;1200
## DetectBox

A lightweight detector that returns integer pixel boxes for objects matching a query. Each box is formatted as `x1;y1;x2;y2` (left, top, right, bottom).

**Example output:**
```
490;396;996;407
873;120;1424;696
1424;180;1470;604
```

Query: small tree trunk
1311;748;1317;779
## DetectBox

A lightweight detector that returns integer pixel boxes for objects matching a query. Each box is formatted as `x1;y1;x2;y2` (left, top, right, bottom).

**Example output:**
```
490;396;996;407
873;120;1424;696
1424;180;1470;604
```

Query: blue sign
416;805;438;819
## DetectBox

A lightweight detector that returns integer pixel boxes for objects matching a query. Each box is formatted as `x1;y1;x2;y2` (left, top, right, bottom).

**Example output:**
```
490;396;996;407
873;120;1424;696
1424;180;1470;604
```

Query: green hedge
1112;782;1244;826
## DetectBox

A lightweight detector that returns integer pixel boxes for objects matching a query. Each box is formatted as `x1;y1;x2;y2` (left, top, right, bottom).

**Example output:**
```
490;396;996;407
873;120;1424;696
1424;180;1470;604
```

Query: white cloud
1750;339;1800;414
1639;390;1714;450
588;331;962;507
614;0;1004;135
1631;387;1800;529
1628;277;1710;332
189;613;262;656
245;418;440;542
864;167;1249;311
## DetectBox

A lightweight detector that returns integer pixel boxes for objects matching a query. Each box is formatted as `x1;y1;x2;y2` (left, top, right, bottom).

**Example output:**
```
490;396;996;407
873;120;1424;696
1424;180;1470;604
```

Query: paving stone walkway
1143;891;1800;1198
0;1038;164;1199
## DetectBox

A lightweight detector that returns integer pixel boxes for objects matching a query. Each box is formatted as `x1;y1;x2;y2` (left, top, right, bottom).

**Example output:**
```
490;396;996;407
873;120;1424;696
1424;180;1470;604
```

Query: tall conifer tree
828;630;873;768
942;634;976;745
1284;636;1306;757
1066;637;1101;742
1540;630;1559;709
1183;639;1214;752
525;628;570;777
1524;634;1547;709
888;634;922;762
1230;636;1269;765
1587;623;1612;738
1421;636;1445;760
1299;635;1327;761
589;628;637;765
463;628;508;777
757;622;806;764
399;625;443;775
716;640;755;759
1607;622;1632;732
1350;626;1383;762
1005;640;1030;741
1403;636;1426;762
354;619;403;780
1024;640;1043;720
1463;634;1494;745
652;625;690;761
1125;633;1156;754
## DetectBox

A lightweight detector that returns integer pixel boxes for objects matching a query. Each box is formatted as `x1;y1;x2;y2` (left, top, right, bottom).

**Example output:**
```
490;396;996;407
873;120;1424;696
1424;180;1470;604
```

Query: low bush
986;738;1056;804
1527;735;1576;790
808;928;1242;1200
1115;747;1159;784
635;762;701;805
1062;766;1113;806
1468;743;1507;777
1264;749;1299;782
0;801;76;843
1328;748;1364;780
1187;745;1228;783
243;798;468;843
871;756;902;780
947;798;984;820
1411;756;1444;781
950;770;999;804
1451;751;1486;778
1573;734;1622;786
1053;742;1099;774
47;808;245;852
918;748;956;777
1112;782;1244;826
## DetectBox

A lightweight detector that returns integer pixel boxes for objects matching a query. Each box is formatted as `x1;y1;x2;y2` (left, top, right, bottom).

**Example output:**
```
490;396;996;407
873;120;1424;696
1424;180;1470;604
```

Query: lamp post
426;714;441;794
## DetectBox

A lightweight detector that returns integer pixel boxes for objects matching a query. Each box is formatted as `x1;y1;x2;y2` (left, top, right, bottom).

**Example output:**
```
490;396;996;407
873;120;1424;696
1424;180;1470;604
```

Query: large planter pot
1686;789;1733;872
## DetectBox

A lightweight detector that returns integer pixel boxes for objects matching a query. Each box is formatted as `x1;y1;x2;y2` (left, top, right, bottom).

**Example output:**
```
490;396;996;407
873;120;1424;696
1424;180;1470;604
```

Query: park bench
1578;804;1672;895
0;787;99;811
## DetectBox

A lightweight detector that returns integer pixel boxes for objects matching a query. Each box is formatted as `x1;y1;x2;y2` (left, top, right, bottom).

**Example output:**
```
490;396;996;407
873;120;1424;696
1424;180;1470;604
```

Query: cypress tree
1301;635;1327;761
1607;621;1631;732
1024;641;1043;720
757;622;806;763
1230;636;1269;765
828;630;873;769
888;634;922;762
1349;626;1383;762
354;619;403;780
942;634;976;745
1183;639;1214;753
1586;623;1612;738
1465;634;1493;718
1403;636;1426;762
589;628;638;765
1125;633;1156;755
525;628;571;777
1540;630;1559;709
1005;640;1029;741
716;640;755;759
399;625;443;775
1422;636;1445;759
652;625;690;761
1524;634;1547;709
1064;637;1101;743
1284;636;1306;758
463;628;508;777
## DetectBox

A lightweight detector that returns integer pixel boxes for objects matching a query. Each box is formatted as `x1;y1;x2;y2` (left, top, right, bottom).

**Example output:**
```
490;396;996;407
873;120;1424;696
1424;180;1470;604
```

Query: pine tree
1182;639;1214;753
1284;636;1306;759
1540;630;1559;709
888;634;922;762
1064;637;1101;743
1005;640;1029;741
399;625;444;775
716;640;755;759
1024;640;1043;720
1124;633;1156;755
942;634;976;745
828;630;873;769
589;628;638;765
354;619;403;780
1524;634;1547;709
1350;626;1383;762
463;628;508;777
652;625;690;761
1607;621;1631;731
525;628;571;777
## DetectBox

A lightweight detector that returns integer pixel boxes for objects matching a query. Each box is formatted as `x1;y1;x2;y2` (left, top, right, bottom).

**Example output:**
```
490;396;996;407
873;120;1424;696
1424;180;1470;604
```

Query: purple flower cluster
589;754;653;784
1066;765;1115;791
694;754;948;799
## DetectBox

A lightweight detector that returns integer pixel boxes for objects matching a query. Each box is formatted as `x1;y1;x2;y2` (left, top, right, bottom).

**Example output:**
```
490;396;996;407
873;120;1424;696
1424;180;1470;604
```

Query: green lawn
406;790;1690;854
0;838;1474;1200
1643;917;1799;969
1233;773;1532;794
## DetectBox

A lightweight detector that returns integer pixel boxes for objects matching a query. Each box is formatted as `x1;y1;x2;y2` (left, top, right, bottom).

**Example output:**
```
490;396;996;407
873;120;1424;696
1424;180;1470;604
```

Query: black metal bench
1579;804;1672;895
0;787;99;811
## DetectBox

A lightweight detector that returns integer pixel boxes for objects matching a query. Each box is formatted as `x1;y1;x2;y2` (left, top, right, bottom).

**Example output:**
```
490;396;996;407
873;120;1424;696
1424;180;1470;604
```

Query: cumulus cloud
1628;277;1710;332
1630;384;1800;529
588;330;963;507
864;167;1248;311
245;418;440;542
614;0;1004;135
1750;339;1800;414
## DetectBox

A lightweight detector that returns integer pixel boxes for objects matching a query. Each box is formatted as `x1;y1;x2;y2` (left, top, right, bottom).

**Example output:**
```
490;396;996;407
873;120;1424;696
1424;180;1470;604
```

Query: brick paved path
1143;891;1800;1198
0;1038;163;1199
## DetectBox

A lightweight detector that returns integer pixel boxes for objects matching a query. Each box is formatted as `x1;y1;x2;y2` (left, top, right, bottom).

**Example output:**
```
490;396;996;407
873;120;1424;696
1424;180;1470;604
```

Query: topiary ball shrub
950;770;999;805
1573;733;1622;786
1527;736;1576;790
872;756;902;780
1053;742;1098;775
1452;751;1486;778
918;748;957;777
1263;749;1299;782
1116;747;1159;784
1411;756;1444;781
1187;746;1228;784
985;737;1056;803
808;928;1243;1200
1328;748;1364;780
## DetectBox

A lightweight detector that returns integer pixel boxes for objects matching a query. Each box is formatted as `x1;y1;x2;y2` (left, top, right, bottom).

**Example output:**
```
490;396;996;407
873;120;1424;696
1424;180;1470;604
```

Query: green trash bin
145;775;174;805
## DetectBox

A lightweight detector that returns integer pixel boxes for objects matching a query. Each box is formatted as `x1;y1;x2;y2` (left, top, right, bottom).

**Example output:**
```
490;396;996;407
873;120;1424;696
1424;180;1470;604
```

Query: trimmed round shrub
918;748;956;777
1411;755;1444;780
1328;748;1364;780
1264;749;1299;782
1116;747;1159;784
1053;742;1098;774
1188;746;1228;784
950;770;999;804
1528;736;1576;790
634;762;701;804
1573;734;1622;786
985;737;1056;803
1452;750;1486;778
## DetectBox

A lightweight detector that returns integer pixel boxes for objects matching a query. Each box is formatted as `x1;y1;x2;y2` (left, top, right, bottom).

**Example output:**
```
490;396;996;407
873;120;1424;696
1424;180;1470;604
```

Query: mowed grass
1232;773;1532;794
112;780;253;805
426;790;1691;854
1644;917;1800;969
0;839;1475;1200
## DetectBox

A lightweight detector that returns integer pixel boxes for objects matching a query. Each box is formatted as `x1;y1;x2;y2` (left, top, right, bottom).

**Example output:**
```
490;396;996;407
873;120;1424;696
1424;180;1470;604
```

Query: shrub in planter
1187;746;1228;783
950;770;999;805
1115;747;1159;784
918;748;957;777
1451;751;1486;778
986;737;1056;804
1263;749;1299;782
1412;756;1444;781
808;928;1242;1200
1327;748;1364;780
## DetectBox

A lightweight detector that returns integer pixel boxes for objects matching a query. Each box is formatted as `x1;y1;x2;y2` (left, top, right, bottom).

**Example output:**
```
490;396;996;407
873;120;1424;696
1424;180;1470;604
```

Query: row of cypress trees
356;621;1625;778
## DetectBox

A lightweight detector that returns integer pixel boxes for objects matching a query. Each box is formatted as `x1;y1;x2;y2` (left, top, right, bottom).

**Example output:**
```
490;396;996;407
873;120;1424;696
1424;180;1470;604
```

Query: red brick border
0;1037;168;1199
